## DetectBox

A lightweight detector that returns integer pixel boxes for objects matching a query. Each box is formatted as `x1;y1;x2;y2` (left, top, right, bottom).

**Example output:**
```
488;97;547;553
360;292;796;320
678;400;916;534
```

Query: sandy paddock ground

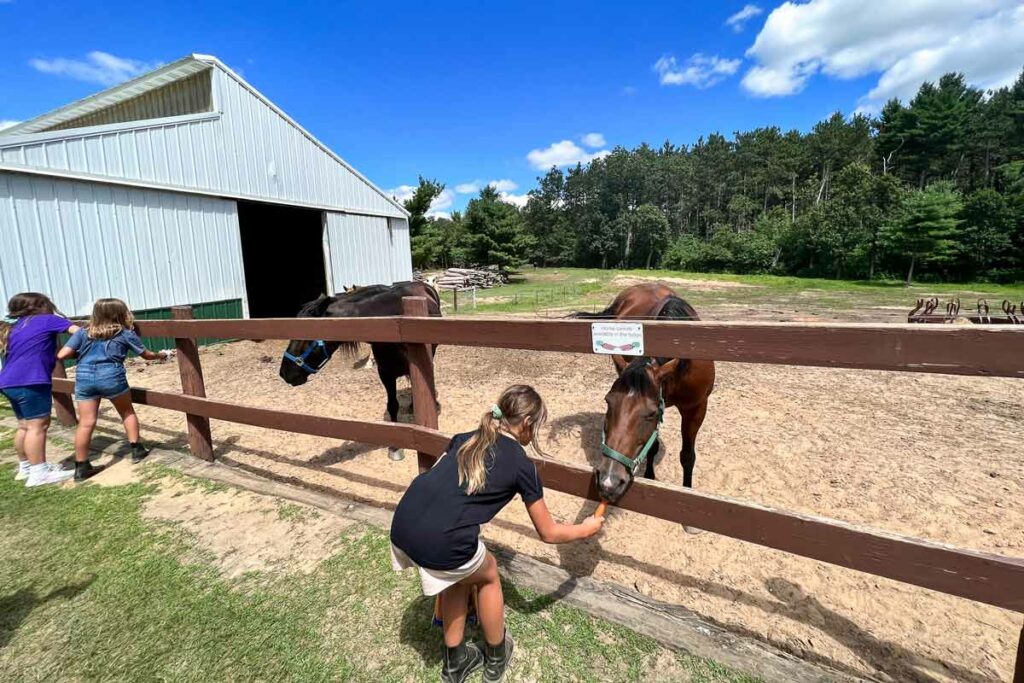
80;309;1023;682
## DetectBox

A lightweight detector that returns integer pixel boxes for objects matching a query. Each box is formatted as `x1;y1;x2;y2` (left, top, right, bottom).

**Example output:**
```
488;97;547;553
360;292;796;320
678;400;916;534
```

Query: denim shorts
74;365;130;401
1;385;54;420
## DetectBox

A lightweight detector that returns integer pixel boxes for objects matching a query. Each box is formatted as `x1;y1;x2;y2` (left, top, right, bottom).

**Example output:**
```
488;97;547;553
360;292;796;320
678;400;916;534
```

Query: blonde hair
87;298;135;340
1;292;59;355
457;384;547;495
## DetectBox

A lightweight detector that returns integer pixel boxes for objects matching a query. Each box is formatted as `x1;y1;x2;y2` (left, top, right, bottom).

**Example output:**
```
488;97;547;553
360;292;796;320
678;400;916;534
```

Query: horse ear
652;358;680;381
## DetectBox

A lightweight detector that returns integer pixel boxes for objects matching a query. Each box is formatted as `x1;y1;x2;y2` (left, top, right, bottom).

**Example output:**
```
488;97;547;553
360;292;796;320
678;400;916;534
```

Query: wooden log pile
418;266;507;290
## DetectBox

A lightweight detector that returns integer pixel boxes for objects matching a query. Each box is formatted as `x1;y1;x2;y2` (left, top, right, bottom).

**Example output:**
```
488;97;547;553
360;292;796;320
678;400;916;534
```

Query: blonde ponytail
457;385;547;495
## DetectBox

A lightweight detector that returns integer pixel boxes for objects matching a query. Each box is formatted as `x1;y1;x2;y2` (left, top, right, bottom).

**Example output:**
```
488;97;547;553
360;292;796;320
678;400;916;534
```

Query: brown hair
0;292;59;355
87;298;134;340
457;384;547;495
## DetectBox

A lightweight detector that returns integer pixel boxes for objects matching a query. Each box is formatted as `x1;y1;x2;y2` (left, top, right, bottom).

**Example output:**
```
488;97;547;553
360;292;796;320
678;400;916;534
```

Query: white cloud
742;0;1024;111
726;4;763;32
527;140;611;170
488;179;518;192
654;53;742;88
430;188;455;214
0;120;20;132
497;191;529;208
580;132;607;148
455;181;480;194
29;51;160;87
388;185;455;217
388;184;418;203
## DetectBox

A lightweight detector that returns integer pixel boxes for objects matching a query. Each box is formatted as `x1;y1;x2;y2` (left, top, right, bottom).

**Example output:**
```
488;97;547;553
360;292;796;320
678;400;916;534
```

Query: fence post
402;296;439;474
453;288;459;314
171;306;214;462
51;361;77;426
1015;624;1023;683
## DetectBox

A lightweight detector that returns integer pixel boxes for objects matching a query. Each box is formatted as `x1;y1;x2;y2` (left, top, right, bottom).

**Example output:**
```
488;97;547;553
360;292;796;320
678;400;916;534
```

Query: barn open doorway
237;200;328;318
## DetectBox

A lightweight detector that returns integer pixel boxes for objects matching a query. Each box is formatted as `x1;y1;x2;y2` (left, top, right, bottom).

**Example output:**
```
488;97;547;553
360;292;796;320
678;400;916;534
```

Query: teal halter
600;386;666;476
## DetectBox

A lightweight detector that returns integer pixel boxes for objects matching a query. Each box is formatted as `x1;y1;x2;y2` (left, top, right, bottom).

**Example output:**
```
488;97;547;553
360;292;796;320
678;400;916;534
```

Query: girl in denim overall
57;299;168;480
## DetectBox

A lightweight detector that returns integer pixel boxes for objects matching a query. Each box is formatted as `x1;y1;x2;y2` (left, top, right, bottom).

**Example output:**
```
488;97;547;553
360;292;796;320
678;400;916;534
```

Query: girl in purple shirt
0;293;80;487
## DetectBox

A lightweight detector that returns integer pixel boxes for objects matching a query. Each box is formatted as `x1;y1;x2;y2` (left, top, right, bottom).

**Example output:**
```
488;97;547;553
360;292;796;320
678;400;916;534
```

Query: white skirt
390;540;487;596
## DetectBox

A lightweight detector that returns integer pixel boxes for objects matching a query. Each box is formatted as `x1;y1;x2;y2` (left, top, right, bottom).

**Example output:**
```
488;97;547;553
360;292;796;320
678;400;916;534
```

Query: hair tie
491;405;503;420
2;316;17;325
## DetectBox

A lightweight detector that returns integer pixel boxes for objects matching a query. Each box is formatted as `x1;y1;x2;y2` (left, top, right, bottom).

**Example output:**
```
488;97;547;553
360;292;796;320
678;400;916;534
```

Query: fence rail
52;301;1024;679
135;317;1024;378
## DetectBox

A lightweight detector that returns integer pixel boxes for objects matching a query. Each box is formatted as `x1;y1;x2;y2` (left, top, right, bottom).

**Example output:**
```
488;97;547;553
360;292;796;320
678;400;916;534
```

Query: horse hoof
683;525;703;535
388;448;405;462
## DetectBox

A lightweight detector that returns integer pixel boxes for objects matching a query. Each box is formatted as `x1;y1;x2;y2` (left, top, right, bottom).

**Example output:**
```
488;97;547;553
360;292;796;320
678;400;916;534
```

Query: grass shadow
0;578;96;649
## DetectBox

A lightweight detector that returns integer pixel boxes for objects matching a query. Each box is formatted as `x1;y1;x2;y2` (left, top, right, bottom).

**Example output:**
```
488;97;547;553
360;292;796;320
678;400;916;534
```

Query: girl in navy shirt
58;298;168;481
391;384;603;683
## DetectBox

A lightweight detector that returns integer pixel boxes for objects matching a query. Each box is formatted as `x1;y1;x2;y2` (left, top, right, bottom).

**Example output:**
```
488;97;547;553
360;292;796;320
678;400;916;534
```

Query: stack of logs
419;266;507;290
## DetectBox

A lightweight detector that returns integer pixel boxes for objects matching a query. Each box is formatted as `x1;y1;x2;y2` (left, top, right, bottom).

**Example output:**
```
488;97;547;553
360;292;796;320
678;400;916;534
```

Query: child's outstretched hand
580;514;605;537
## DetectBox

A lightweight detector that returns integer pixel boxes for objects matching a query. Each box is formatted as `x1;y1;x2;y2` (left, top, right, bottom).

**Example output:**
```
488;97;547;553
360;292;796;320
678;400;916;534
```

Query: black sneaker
482;633;514;683
441;641;483;683
131;443;151;464
74;461;104;482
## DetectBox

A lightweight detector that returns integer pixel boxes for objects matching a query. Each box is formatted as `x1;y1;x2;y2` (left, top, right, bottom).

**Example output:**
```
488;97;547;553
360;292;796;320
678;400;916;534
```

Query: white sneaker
25;465;75;487
14;467;29;481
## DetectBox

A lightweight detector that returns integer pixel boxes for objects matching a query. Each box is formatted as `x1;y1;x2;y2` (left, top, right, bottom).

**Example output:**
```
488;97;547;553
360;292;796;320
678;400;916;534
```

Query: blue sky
2;1;1022;215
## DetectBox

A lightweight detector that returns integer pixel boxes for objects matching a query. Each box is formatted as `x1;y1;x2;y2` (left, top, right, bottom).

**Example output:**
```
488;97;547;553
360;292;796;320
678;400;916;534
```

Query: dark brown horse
573;283;715;505
279;281;441;460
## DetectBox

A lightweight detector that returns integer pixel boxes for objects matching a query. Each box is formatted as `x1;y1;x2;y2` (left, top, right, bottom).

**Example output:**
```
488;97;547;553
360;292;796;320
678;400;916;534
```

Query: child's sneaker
130;443;151;464
25;463;74;487
441;642;483;683
74;461;104;482
14;463;30;481
482;633;514;683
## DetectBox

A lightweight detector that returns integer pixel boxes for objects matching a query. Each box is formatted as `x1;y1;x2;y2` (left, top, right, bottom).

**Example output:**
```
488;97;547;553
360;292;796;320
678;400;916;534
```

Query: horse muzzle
595;469;629;504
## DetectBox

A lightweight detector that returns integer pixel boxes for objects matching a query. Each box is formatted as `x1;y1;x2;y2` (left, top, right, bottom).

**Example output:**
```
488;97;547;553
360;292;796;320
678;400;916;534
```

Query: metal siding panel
0;174;243;313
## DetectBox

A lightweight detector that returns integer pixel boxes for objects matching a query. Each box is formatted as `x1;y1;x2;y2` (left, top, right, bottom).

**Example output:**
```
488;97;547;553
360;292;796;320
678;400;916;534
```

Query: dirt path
80;317;1024;682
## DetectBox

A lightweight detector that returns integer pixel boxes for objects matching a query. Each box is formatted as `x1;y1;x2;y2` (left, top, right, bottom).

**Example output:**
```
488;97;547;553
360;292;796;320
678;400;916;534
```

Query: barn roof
0;54;408;218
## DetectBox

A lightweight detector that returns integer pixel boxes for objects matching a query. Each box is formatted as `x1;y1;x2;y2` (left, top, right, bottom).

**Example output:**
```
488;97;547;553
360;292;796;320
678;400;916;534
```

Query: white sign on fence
591;322;645;356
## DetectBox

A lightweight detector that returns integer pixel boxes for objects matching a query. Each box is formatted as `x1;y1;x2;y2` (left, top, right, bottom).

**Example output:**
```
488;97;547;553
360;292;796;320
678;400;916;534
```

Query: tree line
407;69;1024;284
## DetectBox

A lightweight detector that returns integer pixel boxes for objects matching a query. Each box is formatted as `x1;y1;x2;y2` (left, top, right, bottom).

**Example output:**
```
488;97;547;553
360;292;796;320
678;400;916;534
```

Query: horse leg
643;438;660;480
680;401;708;534
380;368;403;461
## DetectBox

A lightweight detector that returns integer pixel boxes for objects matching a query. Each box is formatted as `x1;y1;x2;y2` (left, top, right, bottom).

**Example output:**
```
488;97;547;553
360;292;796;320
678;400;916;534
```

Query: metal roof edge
1;56;210;136
0;111;222;149
192;54;410;218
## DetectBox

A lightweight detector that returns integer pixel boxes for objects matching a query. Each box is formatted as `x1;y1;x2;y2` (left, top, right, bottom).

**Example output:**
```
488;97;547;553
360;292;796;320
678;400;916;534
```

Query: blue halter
283;340;330;375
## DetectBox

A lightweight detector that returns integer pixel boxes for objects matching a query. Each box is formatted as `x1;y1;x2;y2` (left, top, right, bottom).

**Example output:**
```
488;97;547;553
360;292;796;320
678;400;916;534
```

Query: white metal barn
0;53;412;325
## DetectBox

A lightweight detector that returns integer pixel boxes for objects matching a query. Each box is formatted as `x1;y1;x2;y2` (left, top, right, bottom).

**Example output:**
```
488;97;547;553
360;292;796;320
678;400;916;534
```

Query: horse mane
657;295;699;321
566;301;619;319
616;357;658;397
295;294;360;356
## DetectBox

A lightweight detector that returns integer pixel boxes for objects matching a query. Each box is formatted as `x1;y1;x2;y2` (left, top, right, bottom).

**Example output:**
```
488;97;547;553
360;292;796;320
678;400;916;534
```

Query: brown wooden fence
49;299;1024;681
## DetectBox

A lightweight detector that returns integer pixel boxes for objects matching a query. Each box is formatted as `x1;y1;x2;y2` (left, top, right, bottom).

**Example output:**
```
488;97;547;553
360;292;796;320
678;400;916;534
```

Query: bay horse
572;283;715;510
279;281;442;460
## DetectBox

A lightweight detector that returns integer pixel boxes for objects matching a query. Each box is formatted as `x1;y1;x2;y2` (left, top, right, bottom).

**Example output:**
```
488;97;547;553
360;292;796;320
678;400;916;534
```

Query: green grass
0;464;757;682
434;266;1024;317
278;502;321;523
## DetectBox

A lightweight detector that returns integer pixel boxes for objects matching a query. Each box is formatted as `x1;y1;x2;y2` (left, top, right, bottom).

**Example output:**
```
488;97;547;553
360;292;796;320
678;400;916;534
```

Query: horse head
280;294;339;386
594;356;679;503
